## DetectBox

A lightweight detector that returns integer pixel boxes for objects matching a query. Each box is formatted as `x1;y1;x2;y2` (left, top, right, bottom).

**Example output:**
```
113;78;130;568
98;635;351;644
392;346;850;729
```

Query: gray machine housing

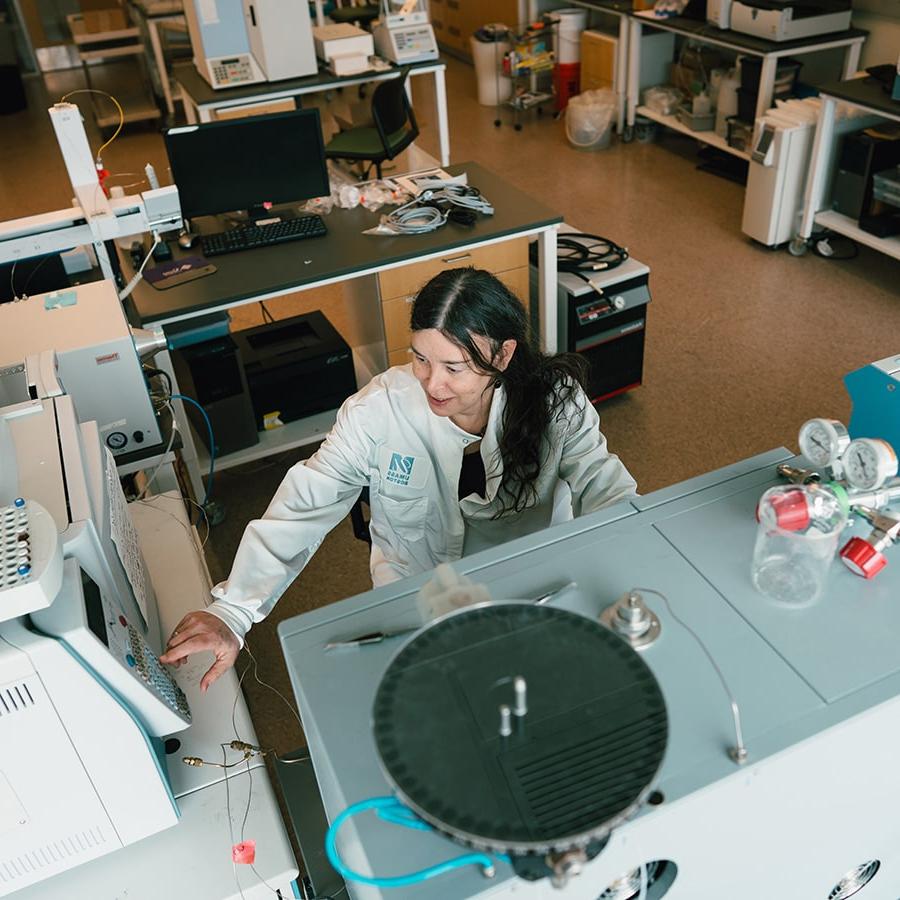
279;448;900;899
0;281;162;456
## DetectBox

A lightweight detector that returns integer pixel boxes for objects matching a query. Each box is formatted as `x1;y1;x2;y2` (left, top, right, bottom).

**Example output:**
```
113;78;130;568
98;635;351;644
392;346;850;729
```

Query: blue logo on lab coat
386;453;415;486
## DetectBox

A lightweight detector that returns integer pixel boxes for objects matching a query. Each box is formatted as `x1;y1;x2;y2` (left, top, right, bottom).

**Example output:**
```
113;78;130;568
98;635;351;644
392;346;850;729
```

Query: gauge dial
798;418;849;467
842;438;898;491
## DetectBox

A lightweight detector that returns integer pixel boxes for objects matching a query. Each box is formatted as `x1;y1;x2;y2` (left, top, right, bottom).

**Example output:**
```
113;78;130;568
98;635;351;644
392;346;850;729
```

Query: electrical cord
555;232;629;273
170;392;215;506
59;89;124;164
259;301;275;323
119;232;160;301
134;402;179;501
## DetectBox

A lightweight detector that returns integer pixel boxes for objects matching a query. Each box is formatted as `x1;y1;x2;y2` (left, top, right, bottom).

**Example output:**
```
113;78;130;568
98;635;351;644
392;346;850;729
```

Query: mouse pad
144;256;217;290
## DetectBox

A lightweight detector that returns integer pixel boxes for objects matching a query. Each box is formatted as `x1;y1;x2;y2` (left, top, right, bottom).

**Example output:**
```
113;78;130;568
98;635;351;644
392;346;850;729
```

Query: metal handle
441;253;472;264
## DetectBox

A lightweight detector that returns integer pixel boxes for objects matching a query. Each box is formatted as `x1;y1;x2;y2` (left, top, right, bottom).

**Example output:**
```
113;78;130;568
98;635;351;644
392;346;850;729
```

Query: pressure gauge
798;418;850;468
842;438;898;491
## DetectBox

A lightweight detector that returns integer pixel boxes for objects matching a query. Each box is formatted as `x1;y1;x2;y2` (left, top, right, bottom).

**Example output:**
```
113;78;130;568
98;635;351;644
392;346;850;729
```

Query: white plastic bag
565;88;616;150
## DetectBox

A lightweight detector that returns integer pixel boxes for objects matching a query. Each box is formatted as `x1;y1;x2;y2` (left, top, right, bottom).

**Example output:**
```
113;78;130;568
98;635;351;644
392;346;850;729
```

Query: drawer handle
404;295;415;304
442;253;472;263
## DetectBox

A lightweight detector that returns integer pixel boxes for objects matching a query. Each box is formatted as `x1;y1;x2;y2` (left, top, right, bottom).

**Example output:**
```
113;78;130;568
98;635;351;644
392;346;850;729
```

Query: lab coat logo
387;453;416;486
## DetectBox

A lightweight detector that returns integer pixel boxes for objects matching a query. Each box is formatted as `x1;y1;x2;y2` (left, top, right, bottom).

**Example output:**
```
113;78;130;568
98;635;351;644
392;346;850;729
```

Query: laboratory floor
3;54;899;864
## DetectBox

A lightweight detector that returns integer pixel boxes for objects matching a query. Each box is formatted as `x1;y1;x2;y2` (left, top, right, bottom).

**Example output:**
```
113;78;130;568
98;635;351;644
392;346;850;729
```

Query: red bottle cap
762;489;810;531
840;537;887;579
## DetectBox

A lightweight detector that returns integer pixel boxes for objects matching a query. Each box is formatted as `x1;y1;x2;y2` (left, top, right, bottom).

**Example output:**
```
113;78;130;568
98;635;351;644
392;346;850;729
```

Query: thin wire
223;745;249;900
16;254;55;300
135;403;178;501
259;301;275;323
243;640;307;738
60;89;124;161
633;587;747;760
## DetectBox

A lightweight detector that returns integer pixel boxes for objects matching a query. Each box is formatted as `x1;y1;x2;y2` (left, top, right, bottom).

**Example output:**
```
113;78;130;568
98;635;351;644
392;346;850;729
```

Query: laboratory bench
173;57;452;167
795;75;900;261
277;446;900;899
124;161;562;502
625;14;866;158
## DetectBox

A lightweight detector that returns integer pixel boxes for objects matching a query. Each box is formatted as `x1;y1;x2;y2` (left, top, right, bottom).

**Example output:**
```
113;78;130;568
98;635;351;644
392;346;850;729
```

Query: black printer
232;311;357;428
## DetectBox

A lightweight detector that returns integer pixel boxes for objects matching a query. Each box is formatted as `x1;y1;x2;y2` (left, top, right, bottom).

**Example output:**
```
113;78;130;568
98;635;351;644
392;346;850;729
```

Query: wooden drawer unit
378;238;530;364
378;237;528;300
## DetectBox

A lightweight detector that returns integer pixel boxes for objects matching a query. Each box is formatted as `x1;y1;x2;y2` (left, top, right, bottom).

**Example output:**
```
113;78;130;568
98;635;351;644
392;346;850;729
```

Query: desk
278;447;900;899
125;162;562;501
626;14;866;156
795;76;900;260
14;492;299;899
174;58;452;167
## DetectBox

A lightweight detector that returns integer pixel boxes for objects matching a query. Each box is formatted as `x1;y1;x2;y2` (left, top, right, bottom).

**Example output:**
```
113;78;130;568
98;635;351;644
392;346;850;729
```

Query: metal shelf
636;105;750;161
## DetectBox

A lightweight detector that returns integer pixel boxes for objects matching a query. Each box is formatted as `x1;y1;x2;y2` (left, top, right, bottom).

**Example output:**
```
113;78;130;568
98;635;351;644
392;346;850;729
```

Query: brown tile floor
4;54;900;851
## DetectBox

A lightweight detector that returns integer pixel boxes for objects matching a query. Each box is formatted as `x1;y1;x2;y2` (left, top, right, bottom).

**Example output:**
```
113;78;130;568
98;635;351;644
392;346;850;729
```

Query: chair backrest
371;68;419;155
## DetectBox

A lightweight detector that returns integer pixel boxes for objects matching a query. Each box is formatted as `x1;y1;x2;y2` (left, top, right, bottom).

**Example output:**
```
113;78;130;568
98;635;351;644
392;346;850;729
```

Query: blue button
14;498;24;508
125;654;136;667
17;564;30;576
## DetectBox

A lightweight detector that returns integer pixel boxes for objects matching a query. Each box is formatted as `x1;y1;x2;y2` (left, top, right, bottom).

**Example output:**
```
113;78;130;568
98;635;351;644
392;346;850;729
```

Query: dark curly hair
410;267;589;516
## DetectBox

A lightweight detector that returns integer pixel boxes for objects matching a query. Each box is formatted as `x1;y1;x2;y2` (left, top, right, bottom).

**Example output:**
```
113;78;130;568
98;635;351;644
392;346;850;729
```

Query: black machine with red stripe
529;230;651;406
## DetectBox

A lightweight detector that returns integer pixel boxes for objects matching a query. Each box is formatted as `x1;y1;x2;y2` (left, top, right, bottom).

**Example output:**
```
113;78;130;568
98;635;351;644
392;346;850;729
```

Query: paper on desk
106;447;152;627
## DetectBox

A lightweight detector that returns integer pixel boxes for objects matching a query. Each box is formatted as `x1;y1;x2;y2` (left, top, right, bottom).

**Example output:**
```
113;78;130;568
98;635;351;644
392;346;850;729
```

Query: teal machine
845;352;900;451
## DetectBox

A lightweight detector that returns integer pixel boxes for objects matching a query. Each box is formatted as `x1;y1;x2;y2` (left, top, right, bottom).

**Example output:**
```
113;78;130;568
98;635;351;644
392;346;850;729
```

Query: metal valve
776;463;821;485
599;590;661;649
840;506;900;579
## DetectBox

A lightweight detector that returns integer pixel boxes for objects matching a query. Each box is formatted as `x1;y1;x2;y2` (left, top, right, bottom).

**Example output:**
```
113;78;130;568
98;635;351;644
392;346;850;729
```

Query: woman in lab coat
160;268;637;690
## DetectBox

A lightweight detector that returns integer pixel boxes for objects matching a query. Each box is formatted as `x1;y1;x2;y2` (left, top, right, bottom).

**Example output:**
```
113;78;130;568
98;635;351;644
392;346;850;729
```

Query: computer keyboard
200;214;327;257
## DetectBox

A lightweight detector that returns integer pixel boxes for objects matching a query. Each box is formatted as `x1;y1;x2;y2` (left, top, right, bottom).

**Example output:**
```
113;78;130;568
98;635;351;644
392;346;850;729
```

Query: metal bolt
499;704;512;737
513;676;527;717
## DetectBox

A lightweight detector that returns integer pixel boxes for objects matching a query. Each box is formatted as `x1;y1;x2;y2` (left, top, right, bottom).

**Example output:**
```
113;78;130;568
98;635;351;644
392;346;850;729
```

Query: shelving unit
795;76;900;261
636;104;749;160
66;13;161;130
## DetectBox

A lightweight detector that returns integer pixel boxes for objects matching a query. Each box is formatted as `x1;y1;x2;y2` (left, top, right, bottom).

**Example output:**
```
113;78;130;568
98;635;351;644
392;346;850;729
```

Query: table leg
314;0;324;27
433;67;450;166
615;14;627;135
147;18;174;117
841;41;861;79
754;56;776;122
626;18;641;137
538;226;558;353
183;93;198;124
198;104;213;123
796;93;836;247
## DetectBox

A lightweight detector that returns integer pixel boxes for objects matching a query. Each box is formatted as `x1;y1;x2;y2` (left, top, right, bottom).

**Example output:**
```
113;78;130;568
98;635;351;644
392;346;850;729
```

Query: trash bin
548;8;588;65
471;24;512;107
0;19;26;115
565;88;615;150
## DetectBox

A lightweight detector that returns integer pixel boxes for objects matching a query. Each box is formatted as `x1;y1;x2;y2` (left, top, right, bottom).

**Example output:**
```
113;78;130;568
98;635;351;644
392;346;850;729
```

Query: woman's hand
159;610;240;693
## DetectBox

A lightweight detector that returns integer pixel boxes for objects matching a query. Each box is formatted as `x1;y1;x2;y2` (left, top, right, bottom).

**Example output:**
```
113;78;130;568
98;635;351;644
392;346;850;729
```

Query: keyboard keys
200;214;328;257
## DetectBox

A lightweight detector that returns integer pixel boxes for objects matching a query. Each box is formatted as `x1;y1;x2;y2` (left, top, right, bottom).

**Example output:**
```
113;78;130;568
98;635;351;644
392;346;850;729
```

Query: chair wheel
514;123;522;131
494;119;501;127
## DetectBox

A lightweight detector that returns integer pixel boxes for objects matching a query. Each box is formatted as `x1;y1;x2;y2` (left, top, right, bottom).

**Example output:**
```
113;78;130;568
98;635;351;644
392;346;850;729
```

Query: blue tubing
325;796;497;888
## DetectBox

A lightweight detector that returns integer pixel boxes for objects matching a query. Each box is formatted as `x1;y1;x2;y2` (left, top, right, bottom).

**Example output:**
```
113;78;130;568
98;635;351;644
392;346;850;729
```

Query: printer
232;310;358;429
730;0;852;42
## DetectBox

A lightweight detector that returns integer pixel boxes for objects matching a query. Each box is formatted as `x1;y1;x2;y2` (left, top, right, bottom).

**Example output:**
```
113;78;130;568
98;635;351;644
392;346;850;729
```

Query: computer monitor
164;108;330;220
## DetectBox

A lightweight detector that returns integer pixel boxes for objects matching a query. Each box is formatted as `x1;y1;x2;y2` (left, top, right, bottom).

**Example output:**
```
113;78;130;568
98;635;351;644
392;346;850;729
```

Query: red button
840;537;887;579
119;615;127;627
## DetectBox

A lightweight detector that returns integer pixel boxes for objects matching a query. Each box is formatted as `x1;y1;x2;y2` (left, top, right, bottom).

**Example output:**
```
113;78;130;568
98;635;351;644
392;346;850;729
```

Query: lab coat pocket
370;493;429;542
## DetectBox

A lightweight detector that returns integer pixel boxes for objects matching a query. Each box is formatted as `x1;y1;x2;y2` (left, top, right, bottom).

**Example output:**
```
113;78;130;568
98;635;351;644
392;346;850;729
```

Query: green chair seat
326;125;411;158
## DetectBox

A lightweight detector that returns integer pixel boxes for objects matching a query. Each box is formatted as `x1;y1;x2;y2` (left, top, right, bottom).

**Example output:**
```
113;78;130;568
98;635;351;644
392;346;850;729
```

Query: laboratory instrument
529;228;650;405
840;506;900;579
797;416;850;474
845;353;900;457
370;603;667;887
841;437;898;491
372;0;438;64
164;109;330;225
313;23;374;75
706;0;733;28
0;280;164;456
281;447;900;899
183;0;316;88
0;104;182;286
729;0;852;41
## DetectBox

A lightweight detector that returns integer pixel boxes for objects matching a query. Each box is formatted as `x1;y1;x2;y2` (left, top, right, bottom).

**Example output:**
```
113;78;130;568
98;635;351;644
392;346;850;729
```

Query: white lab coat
208;365;637;641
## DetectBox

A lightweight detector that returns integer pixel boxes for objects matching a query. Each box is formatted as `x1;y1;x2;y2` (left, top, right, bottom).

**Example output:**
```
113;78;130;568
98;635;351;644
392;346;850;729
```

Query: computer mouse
178;232;198;249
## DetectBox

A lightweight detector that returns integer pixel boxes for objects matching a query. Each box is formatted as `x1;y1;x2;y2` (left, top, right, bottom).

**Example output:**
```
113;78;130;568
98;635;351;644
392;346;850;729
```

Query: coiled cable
555;232;629;273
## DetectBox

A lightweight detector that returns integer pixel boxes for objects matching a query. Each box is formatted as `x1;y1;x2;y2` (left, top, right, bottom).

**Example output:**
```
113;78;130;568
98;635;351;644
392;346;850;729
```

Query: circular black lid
372;603;668;854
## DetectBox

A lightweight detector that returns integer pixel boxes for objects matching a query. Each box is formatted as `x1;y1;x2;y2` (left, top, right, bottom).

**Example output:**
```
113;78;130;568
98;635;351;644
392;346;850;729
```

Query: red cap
840;537;888;579
761;489;810;531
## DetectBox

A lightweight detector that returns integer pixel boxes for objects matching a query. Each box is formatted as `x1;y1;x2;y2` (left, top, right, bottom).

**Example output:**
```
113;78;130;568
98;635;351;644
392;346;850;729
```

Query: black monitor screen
164;109;330;219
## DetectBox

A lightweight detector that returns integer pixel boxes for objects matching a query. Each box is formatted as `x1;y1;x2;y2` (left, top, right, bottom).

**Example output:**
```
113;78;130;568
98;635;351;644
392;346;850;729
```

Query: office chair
328;0;380;29
324;67;419;180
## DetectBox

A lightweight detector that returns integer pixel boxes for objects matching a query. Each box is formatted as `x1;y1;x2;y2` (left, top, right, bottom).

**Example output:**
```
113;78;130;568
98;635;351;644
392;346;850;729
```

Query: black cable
260;301;275;323
554;233;629;273
809;229;859;261
143;365;173;396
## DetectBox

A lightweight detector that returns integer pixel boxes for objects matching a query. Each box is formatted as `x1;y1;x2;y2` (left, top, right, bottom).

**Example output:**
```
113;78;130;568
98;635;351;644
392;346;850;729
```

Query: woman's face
409;329;514;431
